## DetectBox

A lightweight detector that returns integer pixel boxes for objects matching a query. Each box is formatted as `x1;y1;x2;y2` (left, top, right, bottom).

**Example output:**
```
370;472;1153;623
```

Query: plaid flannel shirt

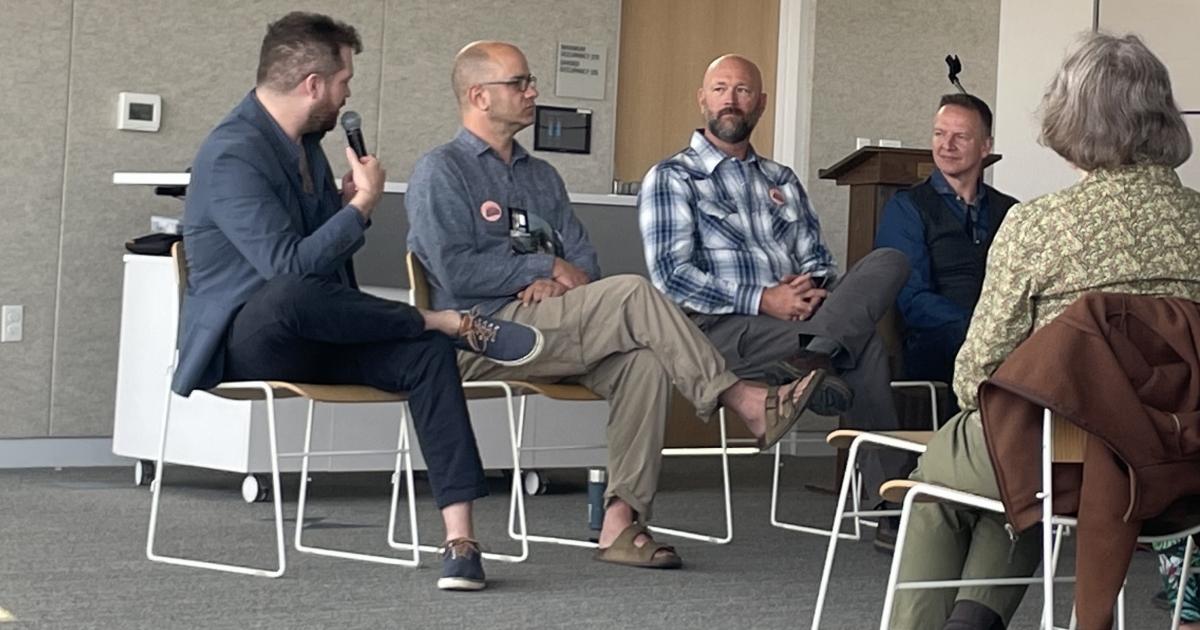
638;130;836;315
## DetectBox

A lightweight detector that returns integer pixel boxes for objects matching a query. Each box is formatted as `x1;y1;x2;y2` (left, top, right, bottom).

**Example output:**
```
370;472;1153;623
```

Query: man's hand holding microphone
340;110;385;221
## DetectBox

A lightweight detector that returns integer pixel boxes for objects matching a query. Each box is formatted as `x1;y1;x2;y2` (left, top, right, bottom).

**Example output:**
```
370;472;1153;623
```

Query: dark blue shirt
874;169;993;330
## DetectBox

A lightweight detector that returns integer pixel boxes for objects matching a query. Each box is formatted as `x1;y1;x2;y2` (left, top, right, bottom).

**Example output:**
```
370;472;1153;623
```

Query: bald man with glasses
405;41;852;574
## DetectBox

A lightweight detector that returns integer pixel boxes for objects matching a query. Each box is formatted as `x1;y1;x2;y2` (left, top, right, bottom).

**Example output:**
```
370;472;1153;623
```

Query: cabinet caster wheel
135;460;156;487
523;470;549;496
242;474;272;503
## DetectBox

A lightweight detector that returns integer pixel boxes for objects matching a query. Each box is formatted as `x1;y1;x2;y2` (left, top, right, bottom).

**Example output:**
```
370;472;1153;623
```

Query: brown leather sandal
593;523;683;569
756;368;829;451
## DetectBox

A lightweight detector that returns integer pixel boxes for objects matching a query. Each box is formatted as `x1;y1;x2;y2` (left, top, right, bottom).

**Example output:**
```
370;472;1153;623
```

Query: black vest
907;178;1018;314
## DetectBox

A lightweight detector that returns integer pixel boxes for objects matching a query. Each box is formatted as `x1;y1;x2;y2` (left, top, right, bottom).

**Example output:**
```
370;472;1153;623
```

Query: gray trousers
458;275;739;521
691;248;912;501
889;409;1041;629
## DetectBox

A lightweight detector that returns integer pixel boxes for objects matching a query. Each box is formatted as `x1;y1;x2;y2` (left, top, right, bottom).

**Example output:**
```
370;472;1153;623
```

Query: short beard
705;106;760;144
304;99;340;135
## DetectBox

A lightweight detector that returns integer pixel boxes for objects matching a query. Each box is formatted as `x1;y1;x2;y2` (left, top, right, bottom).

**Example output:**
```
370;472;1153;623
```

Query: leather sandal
593;523;683;569
756;368;830;451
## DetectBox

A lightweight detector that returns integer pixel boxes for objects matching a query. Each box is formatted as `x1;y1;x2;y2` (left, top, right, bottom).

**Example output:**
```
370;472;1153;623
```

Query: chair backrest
405;252;431;310
170;241;188;308
1051;415;1087;464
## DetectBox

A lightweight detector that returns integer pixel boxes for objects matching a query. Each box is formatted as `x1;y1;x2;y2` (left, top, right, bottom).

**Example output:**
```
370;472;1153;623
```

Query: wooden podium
818;146;1001;267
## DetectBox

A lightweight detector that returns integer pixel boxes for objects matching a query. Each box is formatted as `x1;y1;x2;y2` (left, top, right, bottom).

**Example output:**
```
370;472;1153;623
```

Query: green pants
889;409;1043;629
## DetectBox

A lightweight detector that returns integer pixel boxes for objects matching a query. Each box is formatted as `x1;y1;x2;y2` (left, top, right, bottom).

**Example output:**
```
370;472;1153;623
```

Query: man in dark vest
875;94;1018;413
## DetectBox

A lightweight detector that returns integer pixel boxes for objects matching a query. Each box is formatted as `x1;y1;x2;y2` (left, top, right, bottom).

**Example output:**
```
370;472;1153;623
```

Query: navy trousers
223;273;488;508
902;319;970;415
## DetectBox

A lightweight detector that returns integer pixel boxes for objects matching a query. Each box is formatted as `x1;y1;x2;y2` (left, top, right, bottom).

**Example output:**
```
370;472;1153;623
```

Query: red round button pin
480;200;502;222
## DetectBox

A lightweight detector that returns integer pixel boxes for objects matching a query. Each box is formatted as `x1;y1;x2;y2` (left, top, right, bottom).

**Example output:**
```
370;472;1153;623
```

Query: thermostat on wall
117;92;162;132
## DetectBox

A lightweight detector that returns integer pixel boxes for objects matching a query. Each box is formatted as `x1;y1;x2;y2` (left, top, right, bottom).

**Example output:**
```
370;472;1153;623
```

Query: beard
705;106;761;144
304;97;341;135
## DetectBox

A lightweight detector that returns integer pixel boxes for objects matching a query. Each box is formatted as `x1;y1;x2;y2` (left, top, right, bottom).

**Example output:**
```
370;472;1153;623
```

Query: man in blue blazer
175;12;542;591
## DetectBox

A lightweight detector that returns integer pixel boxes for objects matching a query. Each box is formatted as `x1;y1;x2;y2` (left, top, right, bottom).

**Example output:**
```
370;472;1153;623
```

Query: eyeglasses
478;74;537;92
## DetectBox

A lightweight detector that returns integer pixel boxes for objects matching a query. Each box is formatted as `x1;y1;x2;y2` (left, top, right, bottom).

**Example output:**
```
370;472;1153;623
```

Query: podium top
818;146;1001;186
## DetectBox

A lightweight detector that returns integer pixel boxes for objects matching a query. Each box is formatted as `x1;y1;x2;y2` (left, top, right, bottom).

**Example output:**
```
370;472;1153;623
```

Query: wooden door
615;0;780;184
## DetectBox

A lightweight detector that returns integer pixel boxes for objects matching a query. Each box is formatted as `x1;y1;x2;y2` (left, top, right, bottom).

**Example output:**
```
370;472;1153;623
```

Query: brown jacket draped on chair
979;292;1200;630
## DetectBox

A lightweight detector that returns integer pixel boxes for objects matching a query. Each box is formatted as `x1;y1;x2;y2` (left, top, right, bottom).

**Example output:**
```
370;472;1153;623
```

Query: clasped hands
517;257;591;305
759;273;828;321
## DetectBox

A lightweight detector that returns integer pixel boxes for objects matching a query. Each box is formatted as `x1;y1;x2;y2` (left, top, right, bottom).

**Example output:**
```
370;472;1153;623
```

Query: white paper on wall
555;43;607;101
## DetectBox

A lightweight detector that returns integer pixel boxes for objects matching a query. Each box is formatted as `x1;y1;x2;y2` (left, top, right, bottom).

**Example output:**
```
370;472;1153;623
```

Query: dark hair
256;12;363;92
939;93;993;137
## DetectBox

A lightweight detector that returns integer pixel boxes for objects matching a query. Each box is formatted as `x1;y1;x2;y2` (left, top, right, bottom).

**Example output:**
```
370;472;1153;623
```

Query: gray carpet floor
0;456;1166;629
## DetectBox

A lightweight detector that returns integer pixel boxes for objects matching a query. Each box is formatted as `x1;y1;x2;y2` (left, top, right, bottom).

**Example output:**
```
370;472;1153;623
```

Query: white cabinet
111;254;609;476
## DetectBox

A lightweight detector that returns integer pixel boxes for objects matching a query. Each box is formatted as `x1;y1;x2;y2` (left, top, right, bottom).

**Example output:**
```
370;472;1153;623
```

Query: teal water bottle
588;468;607;533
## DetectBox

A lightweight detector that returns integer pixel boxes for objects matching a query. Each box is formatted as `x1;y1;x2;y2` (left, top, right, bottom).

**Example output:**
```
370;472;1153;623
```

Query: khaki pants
889;409;1042;628
457;275;739;520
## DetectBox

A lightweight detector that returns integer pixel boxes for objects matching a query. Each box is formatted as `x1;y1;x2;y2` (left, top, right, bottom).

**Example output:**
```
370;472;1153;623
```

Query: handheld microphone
340;110;368;158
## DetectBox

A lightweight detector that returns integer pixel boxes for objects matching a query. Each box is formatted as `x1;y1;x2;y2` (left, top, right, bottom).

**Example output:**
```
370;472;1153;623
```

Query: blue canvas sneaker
438;538;486;591
456;307;544;367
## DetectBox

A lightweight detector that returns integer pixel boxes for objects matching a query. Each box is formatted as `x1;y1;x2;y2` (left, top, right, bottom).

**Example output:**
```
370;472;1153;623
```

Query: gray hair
1039;32;1191;170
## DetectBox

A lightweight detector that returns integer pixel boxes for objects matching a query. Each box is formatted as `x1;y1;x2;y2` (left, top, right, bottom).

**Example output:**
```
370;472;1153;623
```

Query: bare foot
421;309;462;336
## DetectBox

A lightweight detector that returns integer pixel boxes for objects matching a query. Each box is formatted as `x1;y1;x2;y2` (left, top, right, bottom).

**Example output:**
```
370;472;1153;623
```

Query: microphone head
340;110;362;132
945;54;962;81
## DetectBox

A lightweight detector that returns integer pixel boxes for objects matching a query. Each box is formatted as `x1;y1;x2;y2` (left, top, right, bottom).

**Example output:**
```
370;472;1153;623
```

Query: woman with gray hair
886;32;1200;630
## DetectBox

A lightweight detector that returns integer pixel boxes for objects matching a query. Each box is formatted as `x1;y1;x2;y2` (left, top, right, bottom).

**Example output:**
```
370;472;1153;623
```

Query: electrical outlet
856;137;872;150
2;305;23;342
878;139;902;148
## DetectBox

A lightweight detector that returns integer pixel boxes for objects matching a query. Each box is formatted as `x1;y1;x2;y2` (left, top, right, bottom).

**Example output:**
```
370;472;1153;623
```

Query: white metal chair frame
148;378;536;578
147;379;423;578
148;244;533;578
873;409;1200;630
809;429;934;629
770;379;942;538
504;400;755;549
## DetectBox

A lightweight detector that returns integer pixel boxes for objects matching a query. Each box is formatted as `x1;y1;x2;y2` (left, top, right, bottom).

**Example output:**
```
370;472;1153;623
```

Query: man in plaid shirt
637;55;912;549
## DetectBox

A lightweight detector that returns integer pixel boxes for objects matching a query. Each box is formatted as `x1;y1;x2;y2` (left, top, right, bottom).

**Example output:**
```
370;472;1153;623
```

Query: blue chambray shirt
638;130;836;315
406;127;601;314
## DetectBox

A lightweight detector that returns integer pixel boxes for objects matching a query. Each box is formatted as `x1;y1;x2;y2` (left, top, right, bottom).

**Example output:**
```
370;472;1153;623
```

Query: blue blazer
172;91;366;395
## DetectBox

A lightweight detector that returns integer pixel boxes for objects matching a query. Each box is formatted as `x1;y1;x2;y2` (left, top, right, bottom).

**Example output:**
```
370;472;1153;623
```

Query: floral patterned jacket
955;164;1200;412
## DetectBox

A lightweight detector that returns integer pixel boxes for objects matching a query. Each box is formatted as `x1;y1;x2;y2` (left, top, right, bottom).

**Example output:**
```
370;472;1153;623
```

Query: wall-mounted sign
555;43;607;101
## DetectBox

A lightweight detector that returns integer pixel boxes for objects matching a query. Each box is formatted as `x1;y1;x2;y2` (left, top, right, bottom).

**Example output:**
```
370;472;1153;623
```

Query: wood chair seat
503;381;603;401
825;429;936;450
880;479;925;505
209;380;604;404
209;381;408;403
875;418;1088;506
